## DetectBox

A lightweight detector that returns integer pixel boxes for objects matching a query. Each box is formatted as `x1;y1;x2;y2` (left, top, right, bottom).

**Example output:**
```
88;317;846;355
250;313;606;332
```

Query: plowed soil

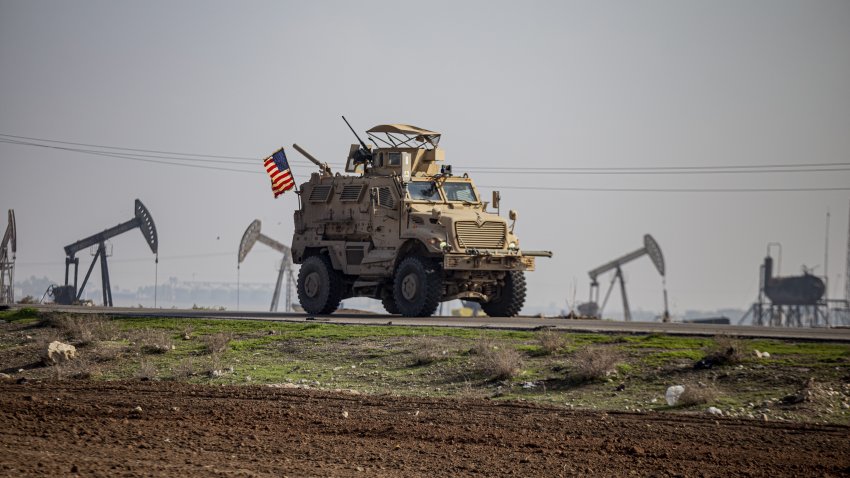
1;381;848;477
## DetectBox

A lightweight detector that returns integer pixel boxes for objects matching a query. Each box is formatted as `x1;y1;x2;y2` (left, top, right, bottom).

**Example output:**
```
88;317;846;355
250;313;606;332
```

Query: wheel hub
304;272;321;298
401;273;419;301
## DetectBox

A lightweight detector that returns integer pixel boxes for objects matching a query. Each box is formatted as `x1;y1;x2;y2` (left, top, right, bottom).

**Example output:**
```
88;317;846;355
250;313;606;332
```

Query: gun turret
292;143;332;177
342;115;373;165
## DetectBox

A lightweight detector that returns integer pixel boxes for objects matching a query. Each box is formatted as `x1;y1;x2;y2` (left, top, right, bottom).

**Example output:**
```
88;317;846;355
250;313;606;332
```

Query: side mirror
492;191;501;212
508;209;518;233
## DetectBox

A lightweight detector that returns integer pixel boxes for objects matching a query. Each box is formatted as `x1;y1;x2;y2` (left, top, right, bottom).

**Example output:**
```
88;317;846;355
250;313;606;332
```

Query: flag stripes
263;148;295;198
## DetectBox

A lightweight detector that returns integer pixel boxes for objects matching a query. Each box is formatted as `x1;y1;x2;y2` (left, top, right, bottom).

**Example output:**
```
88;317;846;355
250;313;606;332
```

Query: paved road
15;304;850;342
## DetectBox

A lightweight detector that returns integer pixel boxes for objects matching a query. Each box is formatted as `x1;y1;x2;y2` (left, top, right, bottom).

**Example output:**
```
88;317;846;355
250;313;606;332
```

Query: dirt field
1;380;848;477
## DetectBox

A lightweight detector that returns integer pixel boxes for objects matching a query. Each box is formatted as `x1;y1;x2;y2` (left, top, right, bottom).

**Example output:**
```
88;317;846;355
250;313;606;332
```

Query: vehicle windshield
442;182;478;202
407;181;441;201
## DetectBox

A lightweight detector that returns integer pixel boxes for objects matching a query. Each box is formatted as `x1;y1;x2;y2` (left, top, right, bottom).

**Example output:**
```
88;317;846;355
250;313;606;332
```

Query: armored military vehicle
290;118;551;317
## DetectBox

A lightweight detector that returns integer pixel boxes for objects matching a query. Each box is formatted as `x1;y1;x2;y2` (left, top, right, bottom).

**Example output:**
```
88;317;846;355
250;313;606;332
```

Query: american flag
264;148;295;198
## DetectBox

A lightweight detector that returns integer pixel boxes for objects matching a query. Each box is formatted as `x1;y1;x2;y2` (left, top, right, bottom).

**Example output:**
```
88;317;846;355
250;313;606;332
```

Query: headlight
508;242;517;250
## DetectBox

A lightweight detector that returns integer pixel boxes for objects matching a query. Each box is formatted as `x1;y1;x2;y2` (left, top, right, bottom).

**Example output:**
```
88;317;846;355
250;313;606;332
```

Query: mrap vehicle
290;119;551;317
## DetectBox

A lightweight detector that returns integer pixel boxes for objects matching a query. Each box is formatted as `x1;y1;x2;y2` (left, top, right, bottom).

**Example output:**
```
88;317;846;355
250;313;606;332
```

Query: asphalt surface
15;304;850;342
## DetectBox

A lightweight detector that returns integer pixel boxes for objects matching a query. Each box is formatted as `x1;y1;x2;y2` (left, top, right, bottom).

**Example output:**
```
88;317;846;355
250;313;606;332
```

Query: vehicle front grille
455;221;506;249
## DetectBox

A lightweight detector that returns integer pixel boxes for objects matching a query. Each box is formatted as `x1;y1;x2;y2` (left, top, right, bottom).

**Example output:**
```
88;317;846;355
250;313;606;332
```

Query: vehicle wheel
297;255;343;315
393;256;441;317
481;271;526;317
381;287;399;314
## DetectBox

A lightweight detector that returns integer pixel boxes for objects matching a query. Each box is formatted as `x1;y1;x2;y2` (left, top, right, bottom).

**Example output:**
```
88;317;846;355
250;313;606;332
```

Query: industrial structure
237;219;294;312
740;243;828;327
0;210;16;305
578;234;669;322
51;199;158;306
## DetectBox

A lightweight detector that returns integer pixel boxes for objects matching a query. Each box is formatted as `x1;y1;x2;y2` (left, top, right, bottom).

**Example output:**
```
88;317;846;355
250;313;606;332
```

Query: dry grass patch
474;338;523;380
570;346;622;382
132;329;174;354
173;357;199;379
201;332;232;356
535;329;569;355
677;383;718;406
700;335;748;367
411;336;447;366
44;314;119;346
136;359;158;381
54;357;99;380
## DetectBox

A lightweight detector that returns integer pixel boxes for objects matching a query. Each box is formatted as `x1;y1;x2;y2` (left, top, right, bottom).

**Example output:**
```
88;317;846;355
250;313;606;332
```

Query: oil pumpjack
237;219;294;312
578;234;670;322
52;199;158;306
0;210;16;305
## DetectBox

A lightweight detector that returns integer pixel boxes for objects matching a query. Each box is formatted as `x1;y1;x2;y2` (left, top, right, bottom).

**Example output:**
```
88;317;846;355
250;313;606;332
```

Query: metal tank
289;118;552;317
762;256;825;306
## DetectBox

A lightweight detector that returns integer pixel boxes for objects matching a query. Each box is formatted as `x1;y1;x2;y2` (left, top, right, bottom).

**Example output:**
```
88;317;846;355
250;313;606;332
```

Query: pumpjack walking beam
61;199;158;306
238;219;294;312
0;209;16;305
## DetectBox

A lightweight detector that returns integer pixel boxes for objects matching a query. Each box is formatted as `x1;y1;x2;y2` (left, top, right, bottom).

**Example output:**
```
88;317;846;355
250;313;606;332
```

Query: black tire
393;256;442;317
297;255;343;315
481;271;526;317
381;287;400;314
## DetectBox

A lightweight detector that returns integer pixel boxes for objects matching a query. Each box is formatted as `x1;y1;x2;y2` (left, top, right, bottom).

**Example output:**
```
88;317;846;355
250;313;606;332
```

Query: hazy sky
1;0;849;316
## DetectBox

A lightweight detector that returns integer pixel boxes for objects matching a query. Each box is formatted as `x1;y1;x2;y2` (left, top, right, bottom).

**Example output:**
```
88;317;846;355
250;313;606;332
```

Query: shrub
470;336;498;356
44;314;119;346
476;341;523;380
201;332;232;356
570;346;622;382
174;357;198;379
411;336;446;366
699;335;747;367
535;329;569;355
134;329;174;354
677;383;718;406
136;359;158;381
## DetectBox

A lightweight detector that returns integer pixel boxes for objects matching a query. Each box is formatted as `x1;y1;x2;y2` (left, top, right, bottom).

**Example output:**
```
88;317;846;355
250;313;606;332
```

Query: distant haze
2;1;849;318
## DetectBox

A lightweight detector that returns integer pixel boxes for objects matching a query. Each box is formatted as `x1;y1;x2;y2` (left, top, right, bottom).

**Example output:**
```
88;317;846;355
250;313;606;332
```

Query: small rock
0;373;11;380
210;370;224;378
170;406;179;412
356;466;364;472
521;381;536;389
707;407;723;416
665;385;685;406
342;410;349;419
133;406;143;413
43;341;76;365
245;376;252;382
762;414;769;422
761;351;770;358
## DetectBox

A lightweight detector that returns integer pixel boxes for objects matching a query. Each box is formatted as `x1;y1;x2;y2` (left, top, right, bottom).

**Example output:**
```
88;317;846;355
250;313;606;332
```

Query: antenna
238;219;294;313
0;209;16;304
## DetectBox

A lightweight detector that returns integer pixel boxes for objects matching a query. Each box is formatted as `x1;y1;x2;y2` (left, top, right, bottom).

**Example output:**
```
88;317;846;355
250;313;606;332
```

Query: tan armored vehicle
290;119;551;317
